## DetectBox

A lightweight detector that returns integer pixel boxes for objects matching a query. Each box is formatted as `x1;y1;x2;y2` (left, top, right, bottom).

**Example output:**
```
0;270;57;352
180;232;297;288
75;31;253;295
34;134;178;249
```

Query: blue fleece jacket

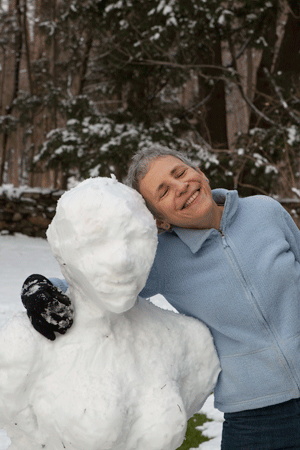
51;189;300;413
139;189;300;413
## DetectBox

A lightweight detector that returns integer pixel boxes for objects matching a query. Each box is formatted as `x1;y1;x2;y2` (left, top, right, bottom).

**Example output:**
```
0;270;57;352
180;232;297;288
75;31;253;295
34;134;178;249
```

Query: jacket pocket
214;347;297;409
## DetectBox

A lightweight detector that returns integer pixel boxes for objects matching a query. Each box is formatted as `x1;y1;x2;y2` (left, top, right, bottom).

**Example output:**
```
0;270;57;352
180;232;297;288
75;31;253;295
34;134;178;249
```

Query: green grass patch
176;413;212;450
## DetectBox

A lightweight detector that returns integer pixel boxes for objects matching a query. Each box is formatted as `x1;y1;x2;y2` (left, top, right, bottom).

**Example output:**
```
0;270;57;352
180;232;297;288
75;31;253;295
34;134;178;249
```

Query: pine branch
263;67;300;125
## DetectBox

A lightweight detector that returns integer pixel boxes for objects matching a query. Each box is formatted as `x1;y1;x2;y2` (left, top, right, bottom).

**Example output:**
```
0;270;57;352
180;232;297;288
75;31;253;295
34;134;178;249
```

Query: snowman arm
0;313;45;428
0;314;37;391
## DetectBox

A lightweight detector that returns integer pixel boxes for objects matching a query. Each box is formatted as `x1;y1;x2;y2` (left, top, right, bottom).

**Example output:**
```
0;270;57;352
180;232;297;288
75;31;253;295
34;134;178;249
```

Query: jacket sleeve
281;205;300;263
49;277;69;293
138;259;161;299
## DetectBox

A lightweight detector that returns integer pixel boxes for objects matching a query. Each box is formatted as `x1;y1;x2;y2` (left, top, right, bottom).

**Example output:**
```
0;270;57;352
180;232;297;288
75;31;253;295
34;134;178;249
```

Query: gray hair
124;144;200;220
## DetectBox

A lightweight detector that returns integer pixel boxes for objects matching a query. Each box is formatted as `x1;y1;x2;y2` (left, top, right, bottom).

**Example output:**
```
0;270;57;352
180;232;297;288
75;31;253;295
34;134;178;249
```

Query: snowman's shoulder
0;312;41;367
134;297;213;342
0;314;43;427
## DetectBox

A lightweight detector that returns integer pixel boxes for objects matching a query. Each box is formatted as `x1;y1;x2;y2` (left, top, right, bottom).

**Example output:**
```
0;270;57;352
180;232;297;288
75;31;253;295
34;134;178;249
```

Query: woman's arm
281;206;300;263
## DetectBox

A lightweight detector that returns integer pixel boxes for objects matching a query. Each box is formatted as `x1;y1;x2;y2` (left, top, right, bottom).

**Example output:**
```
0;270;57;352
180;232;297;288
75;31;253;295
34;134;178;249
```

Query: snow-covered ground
0;232;223;450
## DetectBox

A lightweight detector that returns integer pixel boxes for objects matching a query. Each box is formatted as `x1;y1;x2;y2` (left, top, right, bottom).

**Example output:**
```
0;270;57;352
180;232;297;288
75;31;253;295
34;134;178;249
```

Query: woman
22;145;300;449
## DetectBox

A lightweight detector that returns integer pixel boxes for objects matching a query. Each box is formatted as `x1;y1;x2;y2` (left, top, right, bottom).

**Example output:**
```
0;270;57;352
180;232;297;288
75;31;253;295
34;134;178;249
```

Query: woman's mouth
182;189;200;209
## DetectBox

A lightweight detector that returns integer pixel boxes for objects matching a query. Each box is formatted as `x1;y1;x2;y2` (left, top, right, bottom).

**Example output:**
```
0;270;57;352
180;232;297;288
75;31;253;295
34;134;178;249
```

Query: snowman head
47;177;158;313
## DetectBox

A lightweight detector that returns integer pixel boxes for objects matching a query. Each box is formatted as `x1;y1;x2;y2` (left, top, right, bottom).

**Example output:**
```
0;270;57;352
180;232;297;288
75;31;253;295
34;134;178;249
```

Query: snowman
0;177;220;450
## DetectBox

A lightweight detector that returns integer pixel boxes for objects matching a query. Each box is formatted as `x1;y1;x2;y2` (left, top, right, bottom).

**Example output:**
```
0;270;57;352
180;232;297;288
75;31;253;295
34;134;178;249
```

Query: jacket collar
171;189;239;254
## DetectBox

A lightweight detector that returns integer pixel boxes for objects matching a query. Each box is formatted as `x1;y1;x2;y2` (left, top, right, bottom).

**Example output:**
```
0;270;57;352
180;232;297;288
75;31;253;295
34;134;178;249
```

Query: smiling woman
124;144;300;450
137;155;223;231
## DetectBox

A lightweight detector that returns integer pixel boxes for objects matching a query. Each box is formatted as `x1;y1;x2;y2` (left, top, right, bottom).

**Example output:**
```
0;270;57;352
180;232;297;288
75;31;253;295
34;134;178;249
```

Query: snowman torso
0;298;219;450
0;178;220;450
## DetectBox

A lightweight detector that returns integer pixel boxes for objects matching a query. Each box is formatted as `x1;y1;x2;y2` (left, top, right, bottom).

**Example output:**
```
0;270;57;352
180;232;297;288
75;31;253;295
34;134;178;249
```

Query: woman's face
139;156;223;230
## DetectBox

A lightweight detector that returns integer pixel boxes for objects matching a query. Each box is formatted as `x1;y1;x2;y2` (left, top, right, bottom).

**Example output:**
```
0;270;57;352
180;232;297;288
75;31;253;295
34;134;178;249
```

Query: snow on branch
263;67;300;126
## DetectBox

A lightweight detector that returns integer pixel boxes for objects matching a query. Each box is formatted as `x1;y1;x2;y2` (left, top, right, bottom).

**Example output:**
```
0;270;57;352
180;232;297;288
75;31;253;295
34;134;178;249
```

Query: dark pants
221;397;300;450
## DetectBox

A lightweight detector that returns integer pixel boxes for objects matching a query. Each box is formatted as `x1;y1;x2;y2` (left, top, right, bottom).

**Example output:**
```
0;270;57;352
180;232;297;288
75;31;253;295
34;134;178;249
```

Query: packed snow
0;177;223;450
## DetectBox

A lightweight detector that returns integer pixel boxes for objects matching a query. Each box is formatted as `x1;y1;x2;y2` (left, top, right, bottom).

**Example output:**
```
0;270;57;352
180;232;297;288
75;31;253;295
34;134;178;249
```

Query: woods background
0;0;300;200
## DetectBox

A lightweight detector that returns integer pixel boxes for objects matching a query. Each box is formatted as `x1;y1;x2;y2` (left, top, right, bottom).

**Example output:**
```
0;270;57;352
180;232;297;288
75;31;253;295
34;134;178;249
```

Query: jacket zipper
218;228;300;391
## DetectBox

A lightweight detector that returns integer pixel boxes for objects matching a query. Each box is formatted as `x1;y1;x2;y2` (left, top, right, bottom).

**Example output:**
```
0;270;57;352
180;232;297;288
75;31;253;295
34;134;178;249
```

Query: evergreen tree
1;0;299;197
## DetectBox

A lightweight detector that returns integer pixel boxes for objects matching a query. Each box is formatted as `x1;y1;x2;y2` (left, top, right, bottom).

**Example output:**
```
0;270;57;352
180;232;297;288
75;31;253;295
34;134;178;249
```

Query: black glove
21;274;74;341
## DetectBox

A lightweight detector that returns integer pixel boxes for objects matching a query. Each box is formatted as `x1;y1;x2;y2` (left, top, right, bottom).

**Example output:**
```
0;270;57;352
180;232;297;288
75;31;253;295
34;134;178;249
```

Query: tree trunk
249;0;285;128
0;0;23;185
274;1;300;74
52;0;58;130
196;33;228;148
0;47;7;114
77;31;94;96
23;0;37;187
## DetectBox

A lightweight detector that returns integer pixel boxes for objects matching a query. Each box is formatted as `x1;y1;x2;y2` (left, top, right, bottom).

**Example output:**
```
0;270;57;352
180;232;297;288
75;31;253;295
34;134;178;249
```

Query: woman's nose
174;180;189;196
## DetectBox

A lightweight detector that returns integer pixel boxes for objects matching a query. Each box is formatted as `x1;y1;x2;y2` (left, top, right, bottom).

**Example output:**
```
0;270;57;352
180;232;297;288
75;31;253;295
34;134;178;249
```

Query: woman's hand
21;274;74;341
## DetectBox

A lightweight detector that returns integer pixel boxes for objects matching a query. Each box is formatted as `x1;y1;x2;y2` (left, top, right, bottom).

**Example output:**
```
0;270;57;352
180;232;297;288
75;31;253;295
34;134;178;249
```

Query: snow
0;177;223;450
287;125;300;146
217;10;234;26
1;0;8;12
0;233;63;450
0;184;56;199
291;187;300;199
0;233;62;330
195;395;224;449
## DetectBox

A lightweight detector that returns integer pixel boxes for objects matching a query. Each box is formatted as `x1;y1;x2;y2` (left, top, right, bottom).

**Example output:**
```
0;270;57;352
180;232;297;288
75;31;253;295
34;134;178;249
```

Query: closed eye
176;170;186;178
160;187;168;198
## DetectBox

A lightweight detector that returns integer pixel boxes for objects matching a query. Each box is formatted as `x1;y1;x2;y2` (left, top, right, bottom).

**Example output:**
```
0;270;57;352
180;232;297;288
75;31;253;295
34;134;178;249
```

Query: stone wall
0;186;300;239
0;186;64;238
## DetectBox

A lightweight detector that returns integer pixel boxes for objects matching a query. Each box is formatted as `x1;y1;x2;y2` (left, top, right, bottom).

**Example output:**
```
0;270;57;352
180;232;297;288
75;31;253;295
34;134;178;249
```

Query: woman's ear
156;219;172;231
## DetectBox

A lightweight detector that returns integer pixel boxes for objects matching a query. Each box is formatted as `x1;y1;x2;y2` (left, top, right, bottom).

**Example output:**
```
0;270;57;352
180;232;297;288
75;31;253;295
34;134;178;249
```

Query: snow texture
0;177;220;450
195;395;224;450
